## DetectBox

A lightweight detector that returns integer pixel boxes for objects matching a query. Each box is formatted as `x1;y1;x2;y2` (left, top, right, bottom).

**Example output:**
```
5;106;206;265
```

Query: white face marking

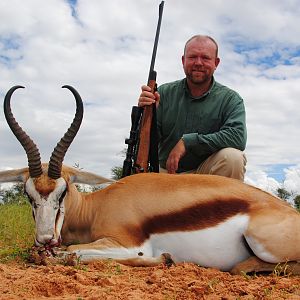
25;177;67;245
68;215;251;271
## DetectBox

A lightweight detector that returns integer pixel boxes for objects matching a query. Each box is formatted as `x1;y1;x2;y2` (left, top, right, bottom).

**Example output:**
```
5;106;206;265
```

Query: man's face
182;38;220;86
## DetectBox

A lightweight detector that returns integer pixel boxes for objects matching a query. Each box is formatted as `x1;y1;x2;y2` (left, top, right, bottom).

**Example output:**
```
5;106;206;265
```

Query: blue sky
263;164;294;182
234;43;300;68
1;0;300;194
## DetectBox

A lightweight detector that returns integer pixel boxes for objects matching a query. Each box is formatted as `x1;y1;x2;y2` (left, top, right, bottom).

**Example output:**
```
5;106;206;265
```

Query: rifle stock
134;77;157;173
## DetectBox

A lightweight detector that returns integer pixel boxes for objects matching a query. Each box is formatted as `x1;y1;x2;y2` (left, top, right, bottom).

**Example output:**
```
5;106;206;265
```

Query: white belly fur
74;214;251;271
150;214;251;271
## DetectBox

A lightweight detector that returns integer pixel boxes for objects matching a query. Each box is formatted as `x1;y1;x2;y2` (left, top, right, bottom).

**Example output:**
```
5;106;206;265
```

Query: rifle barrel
148;1;164;80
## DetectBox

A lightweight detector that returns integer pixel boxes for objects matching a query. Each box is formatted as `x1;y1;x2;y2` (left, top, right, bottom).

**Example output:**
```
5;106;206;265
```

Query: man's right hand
138;85;160;108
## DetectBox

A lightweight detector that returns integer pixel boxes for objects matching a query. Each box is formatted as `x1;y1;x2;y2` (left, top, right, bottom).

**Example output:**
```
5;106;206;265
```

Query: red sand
1;260;300;299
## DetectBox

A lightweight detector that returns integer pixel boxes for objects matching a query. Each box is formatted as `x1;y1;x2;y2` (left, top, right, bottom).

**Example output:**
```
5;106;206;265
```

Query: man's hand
166;139;186;174
138;85;160;108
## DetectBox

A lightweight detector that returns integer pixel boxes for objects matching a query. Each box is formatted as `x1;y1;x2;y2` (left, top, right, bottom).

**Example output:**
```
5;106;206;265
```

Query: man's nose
194;57;203;64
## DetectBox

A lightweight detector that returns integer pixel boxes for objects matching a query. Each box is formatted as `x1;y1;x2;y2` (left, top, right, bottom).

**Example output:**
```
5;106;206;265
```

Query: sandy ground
1;260;300;300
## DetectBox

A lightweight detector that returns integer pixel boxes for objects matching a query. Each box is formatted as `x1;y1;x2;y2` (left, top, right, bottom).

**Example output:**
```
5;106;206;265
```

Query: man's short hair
184;35;219;57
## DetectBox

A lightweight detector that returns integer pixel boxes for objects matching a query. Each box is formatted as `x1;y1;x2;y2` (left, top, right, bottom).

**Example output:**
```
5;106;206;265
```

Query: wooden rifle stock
134;79;156;173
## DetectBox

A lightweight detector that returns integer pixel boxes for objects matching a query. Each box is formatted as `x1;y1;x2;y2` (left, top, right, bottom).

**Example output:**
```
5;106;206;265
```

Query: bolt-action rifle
122;1;164;178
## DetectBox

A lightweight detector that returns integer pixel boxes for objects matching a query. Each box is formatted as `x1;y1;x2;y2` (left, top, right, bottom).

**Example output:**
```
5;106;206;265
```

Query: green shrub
0;183;28;205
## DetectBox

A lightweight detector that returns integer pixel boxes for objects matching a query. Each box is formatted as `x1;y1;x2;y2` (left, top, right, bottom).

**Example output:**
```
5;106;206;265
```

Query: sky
1;0;300;196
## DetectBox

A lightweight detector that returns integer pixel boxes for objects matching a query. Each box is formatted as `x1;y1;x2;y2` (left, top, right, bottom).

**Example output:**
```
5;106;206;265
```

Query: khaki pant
160;148;247;181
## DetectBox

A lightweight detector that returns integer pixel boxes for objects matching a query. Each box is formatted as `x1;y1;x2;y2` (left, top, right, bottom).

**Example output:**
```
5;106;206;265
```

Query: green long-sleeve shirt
156;78;247;172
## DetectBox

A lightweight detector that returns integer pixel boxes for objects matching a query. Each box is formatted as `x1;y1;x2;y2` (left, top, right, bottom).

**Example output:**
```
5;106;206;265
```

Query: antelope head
3;85;83;246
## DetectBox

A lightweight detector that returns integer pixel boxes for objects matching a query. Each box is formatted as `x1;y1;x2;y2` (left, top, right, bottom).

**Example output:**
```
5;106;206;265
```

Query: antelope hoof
161;253;175;267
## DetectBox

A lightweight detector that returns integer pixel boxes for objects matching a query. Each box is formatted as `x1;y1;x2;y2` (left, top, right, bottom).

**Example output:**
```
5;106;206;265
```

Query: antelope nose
49;237;60;246
35;234;54;246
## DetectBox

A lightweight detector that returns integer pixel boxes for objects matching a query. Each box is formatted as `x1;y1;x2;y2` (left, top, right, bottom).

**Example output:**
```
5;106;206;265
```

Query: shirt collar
183;77;216;100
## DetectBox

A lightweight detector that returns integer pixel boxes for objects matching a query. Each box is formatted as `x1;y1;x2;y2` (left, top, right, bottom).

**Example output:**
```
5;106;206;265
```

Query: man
138;35;247;181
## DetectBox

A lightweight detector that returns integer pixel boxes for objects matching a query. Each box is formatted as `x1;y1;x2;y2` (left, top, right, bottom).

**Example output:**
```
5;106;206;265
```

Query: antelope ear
69;170;115;185
0;168;29;183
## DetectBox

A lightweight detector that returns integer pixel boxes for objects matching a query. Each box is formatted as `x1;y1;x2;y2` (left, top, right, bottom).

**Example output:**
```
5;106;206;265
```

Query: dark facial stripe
129;199;249;244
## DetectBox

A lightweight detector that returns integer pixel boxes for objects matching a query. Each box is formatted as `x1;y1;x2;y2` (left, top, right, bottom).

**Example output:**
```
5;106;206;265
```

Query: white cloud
245;170;281;195
283;165;300;194
0;0;300;186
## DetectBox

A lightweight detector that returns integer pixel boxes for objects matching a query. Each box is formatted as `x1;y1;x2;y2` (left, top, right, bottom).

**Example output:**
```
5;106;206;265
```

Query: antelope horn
4;86;43;178
48;85;84;179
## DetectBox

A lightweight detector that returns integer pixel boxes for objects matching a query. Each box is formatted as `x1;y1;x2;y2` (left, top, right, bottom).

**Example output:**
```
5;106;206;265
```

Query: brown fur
230;256;300;275
33;175;56;196
129;199;250;243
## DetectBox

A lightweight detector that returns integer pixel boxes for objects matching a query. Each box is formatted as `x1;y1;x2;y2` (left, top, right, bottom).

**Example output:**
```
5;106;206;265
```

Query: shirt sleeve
182;93;247;156
156;87;164;143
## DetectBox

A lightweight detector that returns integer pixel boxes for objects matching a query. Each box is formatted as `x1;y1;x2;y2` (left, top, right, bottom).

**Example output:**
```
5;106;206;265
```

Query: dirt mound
1;261;300;299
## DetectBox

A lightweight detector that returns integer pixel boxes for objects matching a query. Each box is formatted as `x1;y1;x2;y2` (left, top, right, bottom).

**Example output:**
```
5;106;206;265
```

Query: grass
0;203;35;262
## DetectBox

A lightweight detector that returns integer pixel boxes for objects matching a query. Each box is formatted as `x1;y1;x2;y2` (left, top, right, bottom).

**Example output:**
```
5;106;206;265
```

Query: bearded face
182;38;220;87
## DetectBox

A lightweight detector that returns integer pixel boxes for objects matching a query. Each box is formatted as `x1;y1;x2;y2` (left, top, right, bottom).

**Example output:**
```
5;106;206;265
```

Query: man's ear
215;57;220;68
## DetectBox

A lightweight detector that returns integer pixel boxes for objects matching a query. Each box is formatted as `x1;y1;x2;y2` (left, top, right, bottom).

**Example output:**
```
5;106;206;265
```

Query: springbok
1;85;300;275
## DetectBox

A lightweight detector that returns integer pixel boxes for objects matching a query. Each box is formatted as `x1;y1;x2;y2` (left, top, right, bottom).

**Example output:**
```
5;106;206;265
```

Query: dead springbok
1;85;300;275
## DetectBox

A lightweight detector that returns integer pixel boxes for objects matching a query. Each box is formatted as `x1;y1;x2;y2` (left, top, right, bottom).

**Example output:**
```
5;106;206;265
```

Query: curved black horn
48;85;84;179
4;86;43;178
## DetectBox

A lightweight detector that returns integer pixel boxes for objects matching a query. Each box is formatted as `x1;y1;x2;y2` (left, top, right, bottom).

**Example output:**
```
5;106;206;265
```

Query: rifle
122;1;164;178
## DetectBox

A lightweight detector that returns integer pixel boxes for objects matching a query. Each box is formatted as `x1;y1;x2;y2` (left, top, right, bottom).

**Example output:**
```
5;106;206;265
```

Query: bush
0;183;28;205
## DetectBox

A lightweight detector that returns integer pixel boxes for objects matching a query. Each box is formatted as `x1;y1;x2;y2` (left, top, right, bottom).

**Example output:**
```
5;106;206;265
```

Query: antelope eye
25;192;33;204
59;190;67;204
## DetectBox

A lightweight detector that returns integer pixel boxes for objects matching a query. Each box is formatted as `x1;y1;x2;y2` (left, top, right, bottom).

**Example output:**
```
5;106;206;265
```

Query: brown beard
186;71;210;85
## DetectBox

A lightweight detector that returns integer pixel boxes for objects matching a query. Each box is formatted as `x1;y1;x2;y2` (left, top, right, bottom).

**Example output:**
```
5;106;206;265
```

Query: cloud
245;170;281;195
283;165;300;194
0;0;300;189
